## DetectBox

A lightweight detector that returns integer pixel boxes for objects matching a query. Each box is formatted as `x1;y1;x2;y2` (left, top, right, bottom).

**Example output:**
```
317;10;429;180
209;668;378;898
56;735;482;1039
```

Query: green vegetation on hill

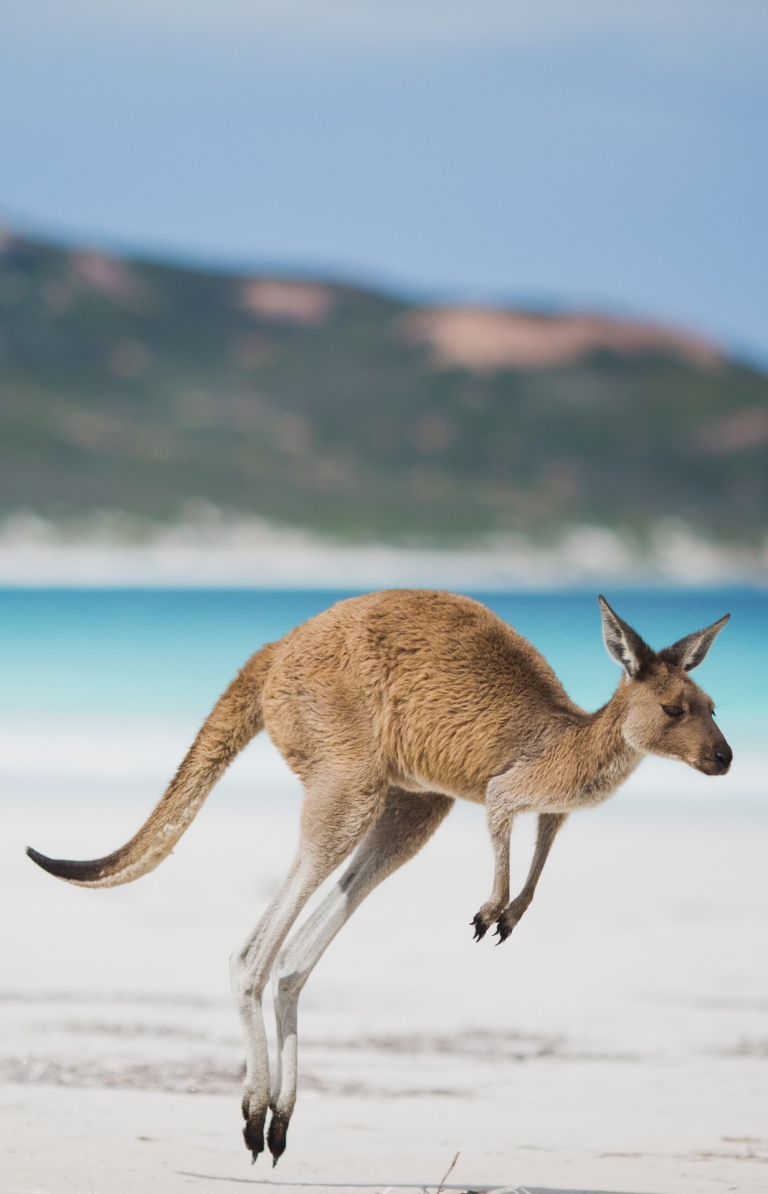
1;232;767;544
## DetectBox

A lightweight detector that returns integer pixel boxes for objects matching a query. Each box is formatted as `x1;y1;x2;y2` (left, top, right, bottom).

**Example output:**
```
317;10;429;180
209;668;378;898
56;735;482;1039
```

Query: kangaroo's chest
573;750;640;805
490;741;642;814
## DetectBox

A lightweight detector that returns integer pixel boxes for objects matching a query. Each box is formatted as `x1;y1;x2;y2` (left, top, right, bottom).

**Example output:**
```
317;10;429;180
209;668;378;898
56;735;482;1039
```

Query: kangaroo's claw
494;907;520;943
471;913;488;941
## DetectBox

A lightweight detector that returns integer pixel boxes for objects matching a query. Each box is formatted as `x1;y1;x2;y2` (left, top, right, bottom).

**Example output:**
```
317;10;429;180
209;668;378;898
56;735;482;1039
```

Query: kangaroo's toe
494;898;528;943
267;1111;289;1164
470;913;489;941
493;918;513;944
243;1111;266;1161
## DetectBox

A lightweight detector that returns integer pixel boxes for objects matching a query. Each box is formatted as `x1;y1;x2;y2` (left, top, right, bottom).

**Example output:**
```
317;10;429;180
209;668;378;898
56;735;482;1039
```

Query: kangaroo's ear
598;595;652;678
661;613;730;672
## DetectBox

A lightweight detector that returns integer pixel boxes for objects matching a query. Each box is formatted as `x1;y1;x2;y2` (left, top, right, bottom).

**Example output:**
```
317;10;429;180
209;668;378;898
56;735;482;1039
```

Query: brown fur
26;590;731;1162
28;640;278;886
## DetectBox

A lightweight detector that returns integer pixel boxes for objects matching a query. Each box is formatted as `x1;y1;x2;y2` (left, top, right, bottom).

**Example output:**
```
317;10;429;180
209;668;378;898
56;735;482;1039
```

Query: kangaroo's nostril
715;748;732;768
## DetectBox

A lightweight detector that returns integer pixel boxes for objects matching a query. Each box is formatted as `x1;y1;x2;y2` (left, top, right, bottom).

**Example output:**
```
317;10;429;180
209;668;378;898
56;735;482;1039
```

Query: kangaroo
27;591;731;1164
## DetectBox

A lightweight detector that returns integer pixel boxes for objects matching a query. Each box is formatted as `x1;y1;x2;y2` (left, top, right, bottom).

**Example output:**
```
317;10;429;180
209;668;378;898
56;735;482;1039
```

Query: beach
1;589;766;1194
2;754;767;1194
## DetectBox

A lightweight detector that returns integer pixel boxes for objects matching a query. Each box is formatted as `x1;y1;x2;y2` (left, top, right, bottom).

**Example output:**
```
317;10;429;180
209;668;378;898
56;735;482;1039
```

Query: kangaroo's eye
662;705;684;718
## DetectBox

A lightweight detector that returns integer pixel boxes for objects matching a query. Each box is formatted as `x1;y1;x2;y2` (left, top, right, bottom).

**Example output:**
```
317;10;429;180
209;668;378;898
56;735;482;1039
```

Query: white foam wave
1;511;767;589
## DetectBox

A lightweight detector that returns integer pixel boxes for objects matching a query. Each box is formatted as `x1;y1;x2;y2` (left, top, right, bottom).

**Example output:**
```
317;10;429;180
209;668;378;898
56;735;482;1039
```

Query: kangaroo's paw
471;912;489;941
472;897;508;941
493;898;528;944
493;915;515;943
267;1109;289;1165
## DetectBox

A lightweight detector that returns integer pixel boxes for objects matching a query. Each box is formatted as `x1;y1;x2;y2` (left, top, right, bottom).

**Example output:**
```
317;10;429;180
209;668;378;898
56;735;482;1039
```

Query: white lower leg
270;792;454;1127
229;856;326;1152
271;880;354;1122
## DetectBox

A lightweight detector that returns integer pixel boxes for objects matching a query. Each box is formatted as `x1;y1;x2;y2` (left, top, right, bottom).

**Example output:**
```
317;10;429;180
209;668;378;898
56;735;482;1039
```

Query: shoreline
1;514;767;590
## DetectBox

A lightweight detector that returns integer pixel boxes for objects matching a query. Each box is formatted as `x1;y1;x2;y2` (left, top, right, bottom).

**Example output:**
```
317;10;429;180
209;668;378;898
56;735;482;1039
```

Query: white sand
1;738;767;1194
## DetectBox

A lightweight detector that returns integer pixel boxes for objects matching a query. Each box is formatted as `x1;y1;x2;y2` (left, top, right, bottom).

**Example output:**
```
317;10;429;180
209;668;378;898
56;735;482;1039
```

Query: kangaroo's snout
713;742;733;774
696;736;733;776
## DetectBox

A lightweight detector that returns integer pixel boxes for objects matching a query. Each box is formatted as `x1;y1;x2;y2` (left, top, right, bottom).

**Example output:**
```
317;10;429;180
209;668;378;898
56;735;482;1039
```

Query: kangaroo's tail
27;641;278;889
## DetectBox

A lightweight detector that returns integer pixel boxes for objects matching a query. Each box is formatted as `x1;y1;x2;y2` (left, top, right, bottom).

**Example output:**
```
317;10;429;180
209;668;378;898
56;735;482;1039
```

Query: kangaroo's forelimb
471;807;511;941
494;812;567;942
471;809;567;942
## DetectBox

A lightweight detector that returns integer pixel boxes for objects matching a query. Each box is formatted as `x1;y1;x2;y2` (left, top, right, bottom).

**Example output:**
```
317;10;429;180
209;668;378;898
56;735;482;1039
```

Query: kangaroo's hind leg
230;767;387;1162
267;788;454;1163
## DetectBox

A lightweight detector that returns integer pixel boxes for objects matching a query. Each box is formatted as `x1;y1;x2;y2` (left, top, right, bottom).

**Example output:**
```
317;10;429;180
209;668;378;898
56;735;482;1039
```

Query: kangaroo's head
598;595;732;776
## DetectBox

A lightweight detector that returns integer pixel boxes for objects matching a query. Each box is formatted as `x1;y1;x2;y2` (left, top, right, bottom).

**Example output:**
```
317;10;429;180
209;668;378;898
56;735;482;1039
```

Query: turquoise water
0;588;763;742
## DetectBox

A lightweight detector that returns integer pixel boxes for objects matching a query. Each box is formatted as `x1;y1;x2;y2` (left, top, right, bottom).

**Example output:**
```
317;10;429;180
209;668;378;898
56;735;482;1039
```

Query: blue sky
1;1;766;362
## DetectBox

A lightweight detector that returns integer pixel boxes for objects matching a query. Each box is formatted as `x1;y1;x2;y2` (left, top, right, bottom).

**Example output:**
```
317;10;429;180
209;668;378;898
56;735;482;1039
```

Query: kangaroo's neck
568;687;640;807
550;685;643;807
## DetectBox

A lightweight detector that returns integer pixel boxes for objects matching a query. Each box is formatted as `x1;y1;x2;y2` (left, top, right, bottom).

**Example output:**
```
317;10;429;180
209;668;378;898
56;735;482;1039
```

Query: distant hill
1;230;767;545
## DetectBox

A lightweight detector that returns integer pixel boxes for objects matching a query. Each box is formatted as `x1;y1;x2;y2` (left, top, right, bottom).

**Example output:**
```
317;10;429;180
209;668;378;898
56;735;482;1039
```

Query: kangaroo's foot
471;899;507;941
241;1092;267;1162
470;912;488;941
267;1108;289;1165
493;895;530;943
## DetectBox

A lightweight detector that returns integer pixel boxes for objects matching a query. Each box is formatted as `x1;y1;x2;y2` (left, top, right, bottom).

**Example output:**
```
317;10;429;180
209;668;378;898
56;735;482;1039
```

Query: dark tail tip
26;845;108;884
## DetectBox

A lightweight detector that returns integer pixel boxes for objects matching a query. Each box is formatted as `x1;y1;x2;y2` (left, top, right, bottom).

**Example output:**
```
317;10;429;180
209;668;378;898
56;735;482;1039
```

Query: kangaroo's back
262;590;580;800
